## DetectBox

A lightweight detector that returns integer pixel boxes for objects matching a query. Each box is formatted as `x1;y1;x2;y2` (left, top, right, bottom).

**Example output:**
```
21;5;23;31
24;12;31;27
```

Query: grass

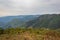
0;28;60;40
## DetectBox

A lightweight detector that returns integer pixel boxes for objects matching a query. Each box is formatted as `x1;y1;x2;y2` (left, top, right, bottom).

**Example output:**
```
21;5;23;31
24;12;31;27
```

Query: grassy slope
0;28;60;40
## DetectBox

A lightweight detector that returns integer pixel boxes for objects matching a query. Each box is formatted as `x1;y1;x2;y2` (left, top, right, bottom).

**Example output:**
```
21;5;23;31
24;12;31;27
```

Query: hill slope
0;15;39;28
23;14;60;29
0;28;60;40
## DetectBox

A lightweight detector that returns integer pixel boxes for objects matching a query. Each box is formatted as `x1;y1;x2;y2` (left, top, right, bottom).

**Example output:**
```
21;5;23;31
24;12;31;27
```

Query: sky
0;0;60;16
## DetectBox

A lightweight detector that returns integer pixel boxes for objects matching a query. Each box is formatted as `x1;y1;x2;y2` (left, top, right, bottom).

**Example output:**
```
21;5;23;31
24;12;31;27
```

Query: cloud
0;0;60;16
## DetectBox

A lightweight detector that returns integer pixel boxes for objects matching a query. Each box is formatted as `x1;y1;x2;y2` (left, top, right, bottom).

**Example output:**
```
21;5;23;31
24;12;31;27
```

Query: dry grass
0;29;60;40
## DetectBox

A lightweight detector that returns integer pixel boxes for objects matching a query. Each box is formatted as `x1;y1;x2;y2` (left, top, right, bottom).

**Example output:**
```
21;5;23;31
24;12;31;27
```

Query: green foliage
0;27;60;40
0;27;4;34
23;14;60;29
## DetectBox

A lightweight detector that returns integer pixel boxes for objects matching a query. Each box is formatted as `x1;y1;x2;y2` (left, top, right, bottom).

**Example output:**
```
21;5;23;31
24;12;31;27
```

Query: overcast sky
0;0;60;16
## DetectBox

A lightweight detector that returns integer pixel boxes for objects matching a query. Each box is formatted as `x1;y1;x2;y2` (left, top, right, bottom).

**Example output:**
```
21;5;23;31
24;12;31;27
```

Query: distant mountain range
22;14;60;29
0;15;39;28
0;14;60;29
0;15;39;23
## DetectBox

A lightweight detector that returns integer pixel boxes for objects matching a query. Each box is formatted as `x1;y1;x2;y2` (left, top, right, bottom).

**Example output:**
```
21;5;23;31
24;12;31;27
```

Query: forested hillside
0;15;39;28
22;14;60;29
0;14;60;40
0;14;60;29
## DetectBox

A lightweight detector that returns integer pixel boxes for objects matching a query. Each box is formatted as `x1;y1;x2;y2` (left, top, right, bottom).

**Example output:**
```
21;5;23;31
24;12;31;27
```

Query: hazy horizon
0;0;60;17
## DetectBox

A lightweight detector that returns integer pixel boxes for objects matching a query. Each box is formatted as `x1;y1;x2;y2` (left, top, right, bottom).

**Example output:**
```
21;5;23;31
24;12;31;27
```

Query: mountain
0;15;39;28
0;14;60;29
22;14;60;29
0;15;39;23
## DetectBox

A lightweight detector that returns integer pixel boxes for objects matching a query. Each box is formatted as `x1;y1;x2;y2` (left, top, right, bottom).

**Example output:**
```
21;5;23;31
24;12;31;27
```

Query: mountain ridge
22;14;60;29
0;14;60;29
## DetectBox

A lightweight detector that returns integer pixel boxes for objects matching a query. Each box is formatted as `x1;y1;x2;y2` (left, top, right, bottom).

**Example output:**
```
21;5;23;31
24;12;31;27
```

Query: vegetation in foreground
0;28;60;40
